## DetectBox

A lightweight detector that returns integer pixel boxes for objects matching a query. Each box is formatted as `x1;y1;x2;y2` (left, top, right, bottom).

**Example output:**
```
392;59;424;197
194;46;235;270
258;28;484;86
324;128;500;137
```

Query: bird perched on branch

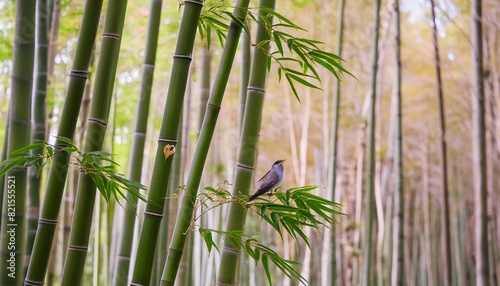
247;159;285;203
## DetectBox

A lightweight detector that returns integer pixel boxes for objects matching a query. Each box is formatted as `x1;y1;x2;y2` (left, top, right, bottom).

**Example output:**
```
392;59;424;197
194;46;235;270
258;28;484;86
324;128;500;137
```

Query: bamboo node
164;144;176;160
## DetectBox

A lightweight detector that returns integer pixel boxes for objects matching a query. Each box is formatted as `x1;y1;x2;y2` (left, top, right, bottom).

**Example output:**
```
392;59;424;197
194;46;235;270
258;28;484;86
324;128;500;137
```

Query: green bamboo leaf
215;29;227;47
261;254;272;285
285;73;300;102
90;173;106;202
310;56;341;79
254;247;260;261
222;11;250;36
283;217;311;248
266;203;297;212
200;228;218;254
87;150;113;157
197;20;205;40
287;73;320;90
0;156;26;176
270;212;282;238
309;49;343;61
260;205;268;217
206;24;212;47
276;57;302;64
10;142;46;155
61;146;78;154
267;54;272;72
46;145;54;157
54;135;76;147
204;15;229;31
291;45;320;80
256;39;270;49
262;213;280;235
273;32;284;55
260;7;305;31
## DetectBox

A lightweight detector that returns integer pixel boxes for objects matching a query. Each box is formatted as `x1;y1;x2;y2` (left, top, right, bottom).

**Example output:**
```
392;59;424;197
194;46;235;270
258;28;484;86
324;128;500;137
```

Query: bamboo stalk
159;0;250;284
361;0;381;284
60;0;129;282
0;2;35;284
130;1;203;284
216;0;276;283
391;0;404;284
111;1;163;284
26;0;49;274
25;0;104;283
471;0;489;284
327;0;345;284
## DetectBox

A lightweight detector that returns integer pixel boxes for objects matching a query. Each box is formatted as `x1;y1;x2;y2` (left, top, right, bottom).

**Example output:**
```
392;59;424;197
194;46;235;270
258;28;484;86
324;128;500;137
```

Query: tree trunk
361;0;381;284
471;0;489;285
390;0;404;285
429;1;453;284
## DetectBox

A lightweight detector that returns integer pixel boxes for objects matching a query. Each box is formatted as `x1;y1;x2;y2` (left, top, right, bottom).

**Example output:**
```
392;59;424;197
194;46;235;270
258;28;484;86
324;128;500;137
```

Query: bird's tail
247;193;259;203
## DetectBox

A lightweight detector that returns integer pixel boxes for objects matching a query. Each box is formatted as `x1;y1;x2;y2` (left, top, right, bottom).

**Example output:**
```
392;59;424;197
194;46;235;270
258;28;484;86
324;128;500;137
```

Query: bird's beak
282;159;286;163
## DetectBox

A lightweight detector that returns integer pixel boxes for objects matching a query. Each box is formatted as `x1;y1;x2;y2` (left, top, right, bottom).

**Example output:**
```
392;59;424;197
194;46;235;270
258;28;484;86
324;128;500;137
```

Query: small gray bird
247;159;285;202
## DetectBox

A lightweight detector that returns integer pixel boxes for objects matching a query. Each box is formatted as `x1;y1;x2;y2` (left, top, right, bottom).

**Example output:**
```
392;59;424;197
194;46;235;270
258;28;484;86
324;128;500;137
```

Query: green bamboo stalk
46;0;53;33
160;1;250;284
327;0;345;285
111;1;163;284
130;1;203;284
25;0;49;275
176;68;195;286
471;0;489;285
24;0;104;284
391;0;404;285
197;47;211;134
216;0;275;283
153;120;184;285
0;111;9;230
0;2;35;284
361;0;381;284
193;44;211;286
59;0;129;283
239;28;251;132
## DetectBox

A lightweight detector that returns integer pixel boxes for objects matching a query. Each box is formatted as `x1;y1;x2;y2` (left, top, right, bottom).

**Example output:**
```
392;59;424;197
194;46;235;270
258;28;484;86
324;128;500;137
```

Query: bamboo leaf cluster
253;186;342;247
0;137;147;206
189;184;342;285
199;228;308;285
199;4;353;101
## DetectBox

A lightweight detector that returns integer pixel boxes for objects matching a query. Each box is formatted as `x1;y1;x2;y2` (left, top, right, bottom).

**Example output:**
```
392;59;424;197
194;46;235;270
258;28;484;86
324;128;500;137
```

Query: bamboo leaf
286;73;321;90
261;254;272;285
222;11;250;36
273;31;284;55
200;228;219;254
285;73;300;102
10;142;46;155
0;157;26;176
54;135;77;147
271;212;282;238
215;29;227;47
260;7;306;31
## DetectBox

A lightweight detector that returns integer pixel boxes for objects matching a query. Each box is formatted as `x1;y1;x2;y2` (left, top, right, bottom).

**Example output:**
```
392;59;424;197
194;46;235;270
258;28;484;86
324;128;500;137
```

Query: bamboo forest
0;0;499;285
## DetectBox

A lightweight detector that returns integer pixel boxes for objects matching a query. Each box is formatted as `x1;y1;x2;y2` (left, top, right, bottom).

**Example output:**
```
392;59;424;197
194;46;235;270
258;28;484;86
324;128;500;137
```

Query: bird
247;159;285;203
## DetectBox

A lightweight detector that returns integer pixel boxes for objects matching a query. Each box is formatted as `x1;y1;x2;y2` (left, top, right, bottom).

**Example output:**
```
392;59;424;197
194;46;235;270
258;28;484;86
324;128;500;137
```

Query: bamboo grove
0;0;499;285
